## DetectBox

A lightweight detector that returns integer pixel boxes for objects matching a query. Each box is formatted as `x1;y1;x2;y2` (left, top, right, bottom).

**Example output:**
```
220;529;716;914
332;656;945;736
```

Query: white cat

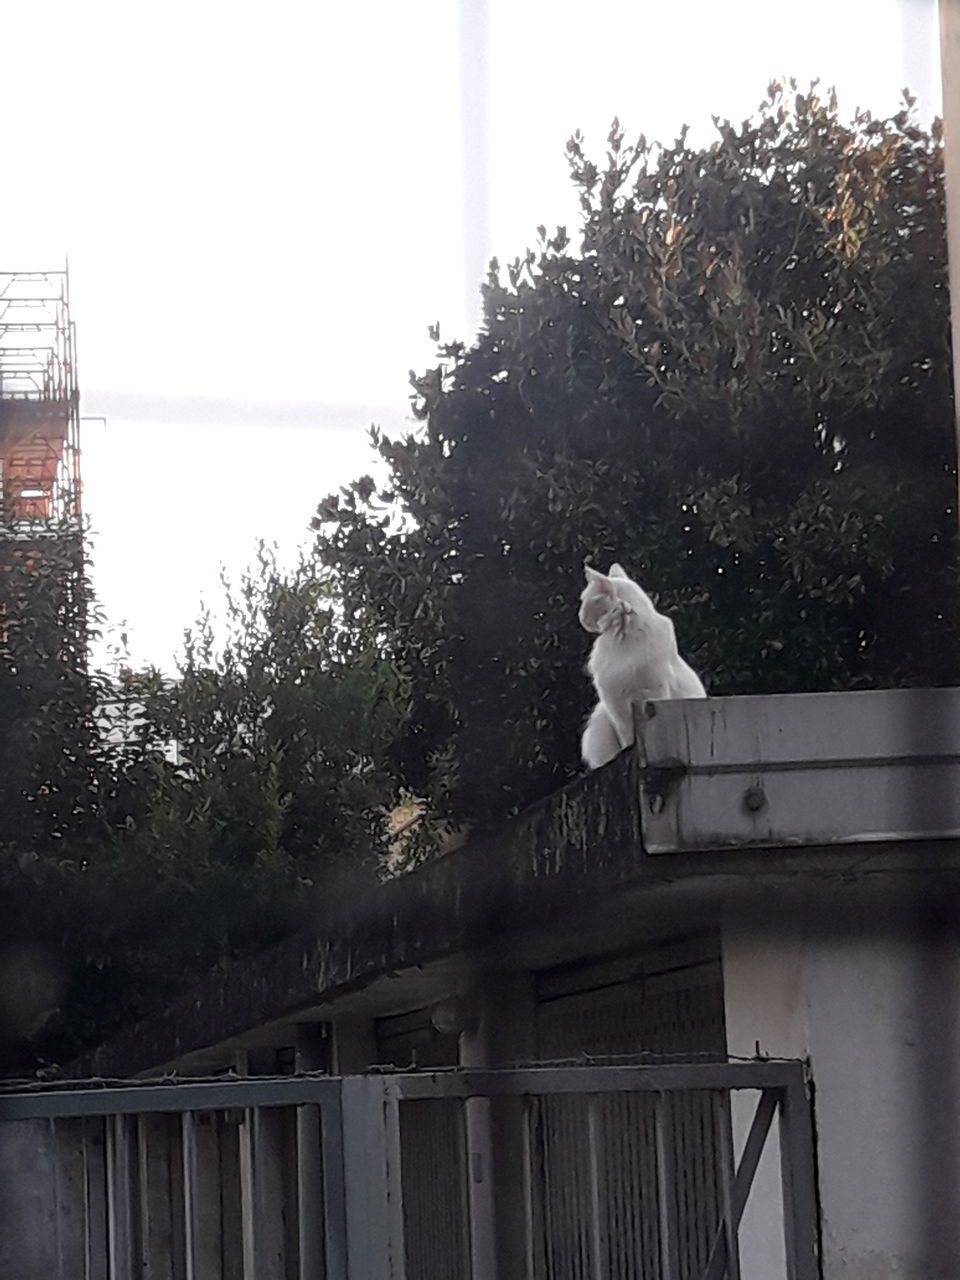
579;563;706;769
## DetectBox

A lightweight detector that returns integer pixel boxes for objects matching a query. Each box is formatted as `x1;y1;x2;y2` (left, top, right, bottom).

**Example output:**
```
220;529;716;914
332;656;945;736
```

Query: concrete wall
724;904;960;1280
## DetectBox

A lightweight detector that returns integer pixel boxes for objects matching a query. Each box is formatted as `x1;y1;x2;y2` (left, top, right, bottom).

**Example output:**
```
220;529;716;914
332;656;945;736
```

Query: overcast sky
0;0;942;668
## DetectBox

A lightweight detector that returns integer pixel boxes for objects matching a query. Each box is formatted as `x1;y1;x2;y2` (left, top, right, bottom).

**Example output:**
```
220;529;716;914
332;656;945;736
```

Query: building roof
69;688;960;1078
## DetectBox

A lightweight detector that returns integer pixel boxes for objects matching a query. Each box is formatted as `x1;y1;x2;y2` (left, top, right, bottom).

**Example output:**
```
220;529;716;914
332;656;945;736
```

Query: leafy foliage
317;84;959;828
0;542;405;1066
4;82;959;1066
0;525;99;851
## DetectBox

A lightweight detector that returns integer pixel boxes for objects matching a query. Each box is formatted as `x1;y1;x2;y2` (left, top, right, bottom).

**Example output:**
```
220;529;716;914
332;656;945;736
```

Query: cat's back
665;654;707;698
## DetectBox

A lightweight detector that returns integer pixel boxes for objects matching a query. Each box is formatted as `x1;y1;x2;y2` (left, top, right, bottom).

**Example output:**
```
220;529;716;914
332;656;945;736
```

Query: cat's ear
584;564;608;586
609;563;627;579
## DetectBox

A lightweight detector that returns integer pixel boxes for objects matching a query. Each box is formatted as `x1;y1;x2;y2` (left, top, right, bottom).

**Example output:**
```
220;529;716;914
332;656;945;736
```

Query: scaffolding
0;269;81;523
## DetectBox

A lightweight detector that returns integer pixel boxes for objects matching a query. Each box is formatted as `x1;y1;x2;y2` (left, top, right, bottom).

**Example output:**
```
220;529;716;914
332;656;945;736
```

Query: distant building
0;269;80;526
0;269;84;656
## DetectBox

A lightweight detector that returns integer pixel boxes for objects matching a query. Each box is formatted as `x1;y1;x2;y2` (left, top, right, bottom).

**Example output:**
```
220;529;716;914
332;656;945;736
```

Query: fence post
779;1068;820;1280
52;1118;88;1280
106;1115;138;1277
252;1107;290;1278
182;1113;230;1280
340;1075;400;1280
295;1029;327;1280
137;1113;187;1278
82;1118;109;1280
181;1113;199;1280
318;1083;348;1280
654;1092;681;1280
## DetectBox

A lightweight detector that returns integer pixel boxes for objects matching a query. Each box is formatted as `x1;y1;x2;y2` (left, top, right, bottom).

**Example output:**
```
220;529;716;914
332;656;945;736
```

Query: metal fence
0;1060;818;1280
0;1075;345;1280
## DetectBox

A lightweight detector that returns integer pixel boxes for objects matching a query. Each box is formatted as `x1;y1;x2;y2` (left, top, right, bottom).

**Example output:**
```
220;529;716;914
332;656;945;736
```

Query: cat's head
578;562;657;633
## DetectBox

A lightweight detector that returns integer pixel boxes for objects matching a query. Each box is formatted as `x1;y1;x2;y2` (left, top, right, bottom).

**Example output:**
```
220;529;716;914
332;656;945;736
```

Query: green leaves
314;83;959;833
14;82;950;1063
0;536;410;1066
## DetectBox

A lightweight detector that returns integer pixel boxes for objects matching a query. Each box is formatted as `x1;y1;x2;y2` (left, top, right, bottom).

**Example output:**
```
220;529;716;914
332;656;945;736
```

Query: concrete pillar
459;1001;499;1280
458;975;537;1280
330;1018;377;1074
723;903;960;1279
294;1024;327;1279
722;920;799;1280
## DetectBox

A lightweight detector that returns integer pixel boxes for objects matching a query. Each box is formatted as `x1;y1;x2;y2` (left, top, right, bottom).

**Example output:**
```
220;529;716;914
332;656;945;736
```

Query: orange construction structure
0;270;81;523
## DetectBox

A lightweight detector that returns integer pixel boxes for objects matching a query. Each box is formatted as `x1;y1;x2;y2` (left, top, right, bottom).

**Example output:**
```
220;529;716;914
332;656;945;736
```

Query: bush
0;542;406;1066
316;83;959;829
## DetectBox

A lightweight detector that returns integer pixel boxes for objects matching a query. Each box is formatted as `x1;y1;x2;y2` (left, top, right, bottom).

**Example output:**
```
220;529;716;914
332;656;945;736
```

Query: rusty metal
0;268;81;522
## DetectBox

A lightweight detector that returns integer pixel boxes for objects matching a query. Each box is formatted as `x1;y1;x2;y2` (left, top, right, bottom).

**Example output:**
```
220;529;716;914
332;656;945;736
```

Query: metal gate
0;1060;818;1280
534;953;729;1279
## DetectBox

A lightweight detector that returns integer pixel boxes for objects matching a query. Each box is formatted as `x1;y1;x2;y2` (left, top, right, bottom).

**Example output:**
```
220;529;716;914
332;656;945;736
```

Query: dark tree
0;543;406;1066
317;84;959;831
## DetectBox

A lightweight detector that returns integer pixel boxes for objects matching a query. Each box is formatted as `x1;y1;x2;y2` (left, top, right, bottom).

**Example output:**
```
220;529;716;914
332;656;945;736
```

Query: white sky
0;0;942;669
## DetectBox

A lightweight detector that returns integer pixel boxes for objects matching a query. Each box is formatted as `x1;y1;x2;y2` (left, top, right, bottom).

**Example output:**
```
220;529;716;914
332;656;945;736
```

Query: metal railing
0;271;77;403
0;269;82;520
0;1060;818;1280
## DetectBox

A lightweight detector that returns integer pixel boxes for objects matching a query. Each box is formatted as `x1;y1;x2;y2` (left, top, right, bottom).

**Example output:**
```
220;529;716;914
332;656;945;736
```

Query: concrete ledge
70;752;644;1077
69;688;960;1079
639;688;960;852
